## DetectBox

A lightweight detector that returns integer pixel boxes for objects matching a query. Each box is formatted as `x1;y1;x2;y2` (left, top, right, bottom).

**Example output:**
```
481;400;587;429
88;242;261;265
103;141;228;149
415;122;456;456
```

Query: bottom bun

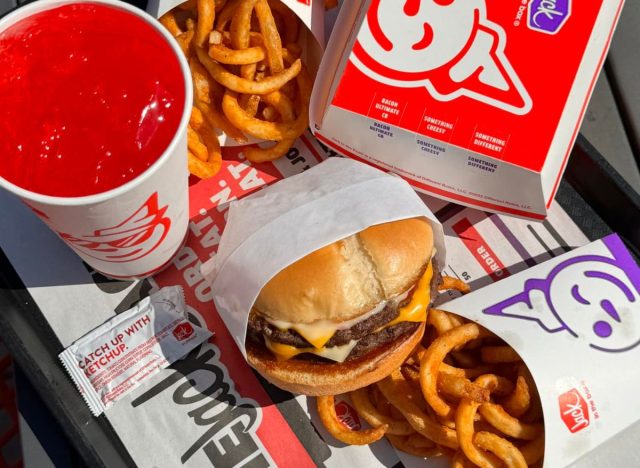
247;321;426;396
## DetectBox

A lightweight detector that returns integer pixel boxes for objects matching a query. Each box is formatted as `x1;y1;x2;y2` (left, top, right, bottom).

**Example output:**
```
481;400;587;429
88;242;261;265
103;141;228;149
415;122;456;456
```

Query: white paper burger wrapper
201;157;445;357
147;0;325;147
438;234;640;467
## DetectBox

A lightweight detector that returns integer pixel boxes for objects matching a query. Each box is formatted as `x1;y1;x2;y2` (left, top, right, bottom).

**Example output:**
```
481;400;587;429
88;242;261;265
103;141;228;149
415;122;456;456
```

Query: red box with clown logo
310;0;624;219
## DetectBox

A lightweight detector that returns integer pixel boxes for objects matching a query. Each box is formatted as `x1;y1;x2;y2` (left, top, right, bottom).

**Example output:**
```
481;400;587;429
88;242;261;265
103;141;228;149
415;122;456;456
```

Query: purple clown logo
483;235;640;353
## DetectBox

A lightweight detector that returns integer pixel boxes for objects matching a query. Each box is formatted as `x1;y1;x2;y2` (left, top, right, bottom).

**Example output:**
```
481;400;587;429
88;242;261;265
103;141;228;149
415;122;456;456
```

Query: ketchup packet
59;286;212;416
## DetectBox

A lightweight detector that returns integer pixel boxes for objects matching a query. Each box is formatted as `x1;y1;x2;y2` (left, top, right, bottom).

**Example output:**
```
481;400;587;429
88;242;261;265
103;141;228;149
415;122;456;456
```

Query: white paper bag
439;234;640;467
201;157;445;356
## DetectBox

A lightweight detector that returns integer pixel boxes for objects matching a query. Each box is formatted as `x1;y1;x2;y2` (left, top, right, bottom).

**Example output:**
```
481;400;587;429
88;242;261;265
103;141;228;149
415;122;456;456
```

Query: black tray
1;134;639;468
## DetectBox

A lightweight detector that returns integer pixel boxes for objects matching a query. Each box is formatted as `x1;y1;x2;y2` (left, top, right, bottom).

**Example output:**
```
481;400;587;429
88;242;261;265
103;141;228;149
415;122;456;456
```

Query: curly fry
317;395;387;445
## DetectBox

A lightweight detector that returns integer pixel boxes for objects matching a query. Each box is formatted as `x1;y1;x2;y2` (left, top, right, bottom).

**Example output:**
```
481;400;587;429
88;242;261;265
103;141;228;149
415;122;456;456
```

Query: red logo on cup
352;0;532;115
59;192;171;263
558;388;590;433
334;401;361;430
173;323;194;341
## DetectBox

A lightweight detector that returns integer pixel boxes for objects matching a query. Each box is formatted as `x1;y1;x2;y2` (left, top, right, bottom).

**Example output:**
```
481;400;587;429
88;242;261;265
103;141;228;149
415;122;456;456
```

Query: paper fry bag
438;234;640;467
201;157;445;356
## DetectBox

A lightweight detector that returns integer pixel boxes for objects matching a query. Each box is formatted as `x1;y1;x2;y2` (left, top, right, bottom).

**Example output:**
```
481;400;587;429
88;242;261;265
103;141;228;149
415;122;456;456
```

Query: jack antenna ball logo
483;249;640;353
352;0;533;115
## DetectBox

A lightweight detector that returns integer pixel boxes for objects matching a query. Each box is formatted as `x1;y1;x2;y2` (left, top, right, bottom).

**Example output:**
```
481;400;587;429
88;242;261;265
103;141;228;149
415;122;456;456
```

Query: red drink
0;3;186;197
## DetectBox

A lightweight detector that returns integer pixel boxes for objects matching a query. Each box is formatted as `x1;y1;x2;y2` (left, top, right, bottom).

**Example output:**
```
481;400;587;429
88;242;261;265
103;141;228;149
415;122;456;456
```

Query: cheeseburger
247;217;440;396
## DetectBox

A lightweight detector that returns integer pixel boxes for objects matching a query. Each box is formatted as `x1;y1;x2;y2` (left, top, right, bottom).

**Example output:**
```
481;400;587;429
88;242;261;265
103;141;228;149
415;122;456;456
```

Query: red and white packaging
311;0;624;219
0;0;193;279
59;286;212;416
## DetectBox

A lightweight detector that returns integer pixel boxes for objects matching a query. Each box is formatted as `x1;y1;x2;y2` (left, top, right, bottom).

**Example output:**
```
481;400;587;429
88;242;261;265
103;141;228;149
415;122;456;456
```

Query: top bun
253;217;434;324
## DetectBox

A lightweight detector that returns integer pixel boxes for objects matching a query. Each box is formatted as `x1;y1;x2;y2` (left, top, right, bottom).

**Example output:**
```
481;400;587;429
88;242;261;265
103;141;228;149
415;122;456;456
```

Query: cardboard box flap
201;157;445;357
438;234;640;467
311;0;625;219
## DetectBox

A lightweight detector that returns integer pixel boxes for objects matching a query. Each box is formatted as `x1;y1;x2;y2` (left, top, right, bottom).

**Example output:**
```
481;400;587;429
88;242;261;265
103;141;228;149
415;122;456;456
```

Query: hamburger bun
254;217;434;323
247;217;436;395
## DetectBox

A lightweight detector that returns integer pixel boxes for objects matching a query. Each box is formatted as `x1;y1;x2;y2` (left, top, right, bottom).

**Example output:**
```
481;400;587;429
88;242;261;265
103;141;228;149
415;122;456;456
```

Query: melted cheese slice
386;261;433;327
265;338;359;363
263;261;434;362
269;322;338;350
266;300;390;349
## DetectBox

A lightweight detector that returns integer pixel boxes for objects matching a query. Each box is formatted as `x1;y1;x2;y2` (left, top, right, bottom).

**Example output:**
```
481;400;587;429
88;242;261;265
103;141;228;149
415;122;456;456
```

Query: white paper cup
0;0;193;279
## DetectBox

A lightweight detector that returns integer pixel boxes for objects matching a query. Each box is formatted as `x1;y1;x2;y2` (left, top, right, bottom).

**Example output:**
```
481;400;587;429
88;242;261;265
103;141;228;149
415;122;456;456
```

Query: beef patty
247;261;441;362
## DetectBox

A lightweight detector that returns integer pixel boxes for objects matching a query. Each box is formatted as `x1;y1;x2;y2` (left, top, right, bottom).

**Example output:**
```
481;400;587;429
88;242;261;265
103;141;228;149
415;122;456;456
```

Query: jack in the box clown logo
483;253;640;353
352;0;533;115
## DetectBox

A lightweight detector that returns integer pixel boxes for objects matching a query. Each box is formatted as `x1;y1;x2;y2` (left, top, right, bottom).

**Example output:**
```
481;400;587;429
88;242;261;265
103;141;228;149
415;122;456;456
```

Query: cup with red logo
0;0;193;278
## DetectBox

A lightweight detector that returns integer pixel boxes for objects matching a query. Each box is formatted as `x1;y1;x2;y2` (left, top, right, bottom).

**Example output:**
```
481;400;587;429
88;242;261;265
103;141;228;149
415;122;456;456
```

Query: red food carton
311;0;624;219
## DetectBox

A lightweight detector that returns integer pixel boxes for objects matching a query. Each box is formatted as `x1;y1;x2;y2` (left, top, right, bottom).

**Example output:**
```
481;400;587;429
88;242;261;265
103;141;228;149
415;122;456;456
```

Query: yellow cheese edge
385;261;433;327
265;338;359;363
264;261;433;361
281;323;337;350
